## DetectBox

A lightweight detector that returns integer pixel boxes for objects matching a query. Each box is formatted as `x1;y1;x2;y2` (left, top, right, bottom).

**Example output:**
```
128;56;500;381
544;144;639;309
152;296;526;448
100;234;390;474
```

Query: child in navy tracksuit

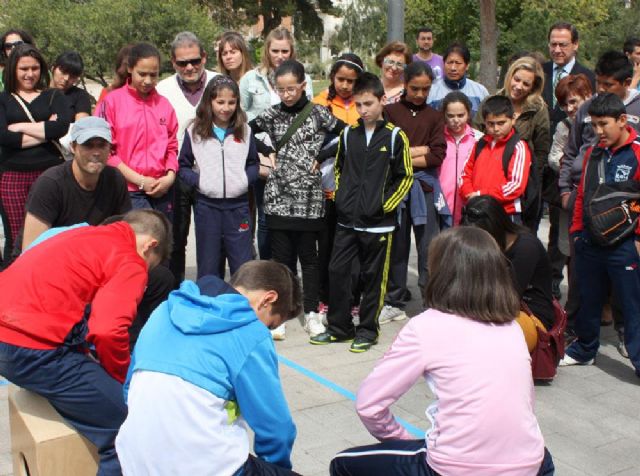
561;93;640;377
179;75;258;278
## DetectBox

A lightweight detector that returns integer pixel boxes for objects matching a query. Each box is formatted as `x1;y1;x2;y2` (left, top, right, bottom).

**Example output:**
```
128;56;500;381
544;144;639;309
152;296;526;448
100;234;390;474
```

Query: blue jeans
0;342;127;476
330;440;554;476
568;235;640;373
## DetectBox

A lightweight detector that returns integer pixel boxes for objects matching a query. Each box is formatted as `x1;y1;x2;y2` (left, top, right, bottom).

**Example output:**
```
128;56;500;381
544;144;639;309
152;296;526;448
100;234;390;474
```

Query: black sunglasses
175;57;202;68
3;40;24;50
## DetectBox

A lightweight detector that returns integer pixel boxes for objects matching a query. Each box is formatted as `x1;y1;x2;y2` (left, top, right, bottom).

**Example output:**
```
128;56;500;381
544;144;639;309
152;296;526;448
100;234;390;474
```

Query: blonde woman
239;27;313;121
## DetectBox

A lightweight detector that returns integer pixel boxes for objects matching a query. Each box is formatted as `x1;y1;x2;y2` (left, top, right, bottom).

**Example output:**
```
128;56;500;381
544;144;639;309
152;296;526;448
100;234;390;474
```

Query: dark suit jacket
543;60;596;134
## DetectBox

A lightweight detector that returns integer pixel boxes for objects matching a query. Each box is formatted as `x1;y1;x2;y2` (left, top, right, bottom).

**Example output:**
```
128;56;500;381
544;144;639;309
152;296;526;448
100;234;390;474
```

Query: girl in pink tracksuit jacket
439;91;482;225
331;227;554;476
96;42;178;218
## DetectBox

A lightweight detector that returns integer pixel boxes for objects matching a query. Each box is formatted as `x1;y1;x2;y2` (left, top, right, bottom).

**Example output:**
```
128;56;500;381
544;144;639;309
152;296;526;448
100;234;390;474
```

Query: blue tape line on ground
277;354;424;438
0;380;8;386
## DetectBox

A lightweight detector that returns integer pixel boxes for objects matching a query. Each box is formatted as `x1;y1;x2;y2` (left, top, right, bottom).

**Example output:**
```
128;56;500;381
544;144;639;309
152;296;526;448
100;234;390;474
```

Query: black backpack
474;132;541;225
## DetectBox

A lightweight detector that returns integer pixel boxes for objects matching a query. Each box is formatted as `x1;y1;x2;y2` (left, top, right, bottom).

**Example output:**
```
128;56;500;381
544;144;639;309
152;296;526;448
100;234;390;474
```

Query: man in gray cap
21;116;130;249
21;116;174;345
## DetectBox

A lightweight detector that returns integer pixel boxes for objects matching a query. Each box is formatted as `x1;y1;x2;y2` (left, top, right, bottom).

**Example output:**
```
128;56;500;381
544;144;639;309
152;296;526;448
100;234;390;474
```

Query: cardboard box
9;385;99;476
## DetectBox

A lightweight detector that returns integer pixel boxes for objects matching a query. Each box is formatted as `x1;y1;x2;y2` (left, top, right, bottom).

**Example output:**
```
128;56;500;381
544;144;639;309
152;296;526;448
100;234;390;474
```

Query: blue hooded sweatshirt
121;277;296;471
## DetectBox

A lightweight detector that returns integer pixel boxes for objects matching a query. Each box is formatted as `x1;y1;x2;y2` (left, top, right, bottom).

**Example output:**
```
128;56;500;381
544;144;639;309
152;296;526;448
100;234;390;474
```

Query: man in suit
542;22;596;301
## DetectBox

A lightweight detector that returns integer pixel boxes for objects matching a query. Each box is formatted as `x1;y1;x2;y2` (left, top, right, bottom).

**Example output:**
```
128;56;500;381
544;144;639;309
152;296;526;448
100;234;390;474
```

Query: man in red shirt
0;209;171;476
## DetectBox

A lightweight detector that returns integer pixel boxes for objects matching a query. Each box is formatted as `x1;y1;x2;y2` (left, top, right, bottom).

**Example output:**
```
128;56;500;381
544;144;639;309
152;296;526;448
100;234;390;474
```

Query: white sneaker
378;305;408;325
303;312;326;337
558;354;595;366
271;323;286;341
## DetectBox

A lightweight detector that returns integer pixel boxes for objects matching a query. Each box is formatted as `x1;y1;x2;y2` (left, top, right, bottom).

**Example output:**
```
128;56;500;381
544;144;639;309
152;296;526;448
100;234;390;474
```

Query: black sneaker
309;332;354;345
349;336;378;353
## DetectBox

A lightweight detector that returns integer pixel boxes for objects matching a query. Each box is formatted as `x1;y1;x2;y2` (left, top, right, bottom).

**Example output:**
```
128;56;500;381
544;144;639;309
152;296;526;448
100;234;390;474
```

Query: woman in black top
461;195;555;351
0;44;71;261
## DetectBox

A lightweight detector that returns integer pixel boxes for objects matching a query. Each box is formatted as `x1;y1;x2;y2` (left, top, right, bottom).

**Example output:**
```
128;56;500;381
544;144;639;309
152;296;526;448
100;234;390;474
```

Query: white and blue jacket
116;277;296;476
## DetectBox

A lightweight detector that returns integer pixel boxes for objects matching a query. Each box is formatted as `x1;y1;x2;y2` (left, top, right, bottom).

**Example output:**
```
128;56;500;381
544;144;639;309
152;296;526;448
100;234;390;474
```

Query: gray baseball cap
70;117;112;144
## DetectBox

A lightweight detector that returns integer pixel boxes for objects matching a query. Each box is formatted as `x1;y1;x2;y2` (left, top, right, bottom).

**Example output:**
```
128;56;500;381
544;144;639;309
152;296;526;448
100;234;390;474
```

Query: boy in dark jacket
560;93;640;377
310;73;413;352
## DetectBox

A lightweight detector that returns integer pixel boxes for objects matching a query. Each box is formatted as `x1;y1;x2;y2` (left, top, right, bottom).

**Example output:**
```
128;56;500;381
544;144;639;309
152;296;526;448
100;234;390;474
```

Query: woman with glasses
0;29;35;92
250;59;346;341
427;42;489;117
374;41;412;105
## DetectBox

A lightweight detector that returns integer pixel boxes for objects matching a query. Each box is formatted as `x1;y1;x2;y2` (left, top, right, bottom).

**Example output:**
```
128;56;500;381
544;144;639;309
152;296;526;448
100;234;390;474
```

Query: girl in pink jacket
331;227;554;476
439;91;482;225
96;42;178;219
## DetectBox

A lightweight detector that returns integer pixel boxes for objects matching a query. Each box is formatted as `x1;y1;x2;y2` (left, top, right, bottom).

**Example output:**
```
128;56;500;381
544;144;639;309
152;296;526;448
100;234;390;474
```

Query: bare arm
116;162;158;193
22;212;52;250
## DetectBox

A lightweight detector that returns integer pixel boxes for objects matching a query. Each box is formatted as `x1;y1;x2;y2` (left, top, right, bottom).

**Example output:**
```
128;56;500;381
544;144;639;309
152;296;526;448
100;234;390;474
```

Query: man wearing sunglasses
157;31;218;285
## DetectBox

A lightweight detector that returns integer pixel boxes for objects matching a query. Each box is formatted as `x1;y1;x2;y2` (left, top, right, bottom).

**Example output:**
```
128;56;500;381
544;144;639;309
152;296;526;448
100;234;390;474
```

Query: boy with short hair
116;260;303;476
310;72;413;353
560;93;640;377
459;95;532;220
0;209;171;476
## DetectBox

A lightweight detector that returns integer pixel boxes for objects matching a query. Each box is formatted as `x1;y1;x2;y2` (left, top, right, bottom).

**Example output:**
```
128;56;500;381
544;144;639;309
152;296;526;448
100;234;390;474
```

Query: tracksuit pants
568;236;640;374
0;342;127;476
385;191;439;309
194;199;252;279
330;440;555;476
327;227;393;341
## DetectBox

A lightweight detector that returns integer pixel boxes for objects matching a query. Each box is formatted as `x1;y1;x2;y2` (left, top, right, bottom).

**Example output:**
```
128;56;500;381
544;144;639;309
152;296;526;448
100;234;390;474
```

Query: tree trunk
478;0;498;93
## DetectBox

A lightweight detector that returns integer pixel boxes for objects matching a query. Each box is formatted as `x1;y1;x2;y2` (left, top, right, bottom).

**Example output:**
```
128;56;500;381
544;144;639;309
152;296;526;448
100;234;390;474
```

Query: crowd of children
2;18;640;475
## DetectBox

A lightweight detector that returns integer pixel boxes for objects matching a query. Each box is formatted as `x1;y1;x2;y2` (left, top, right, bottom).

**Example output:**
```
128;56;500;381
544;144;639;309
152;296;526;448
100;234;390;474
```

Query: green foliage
333;0;386;66
3;0;219;85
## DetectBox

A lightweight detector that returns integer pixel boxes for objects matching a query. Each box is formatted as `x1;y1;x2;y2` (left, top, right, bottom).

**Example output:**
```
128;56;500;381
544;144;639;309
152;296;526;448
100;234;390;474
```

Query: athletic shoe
271;323;286;341
303;312;326;337
309;332;354;345
349;336;378;353
558;354;595;366
617;329;629;359
378;305;408;325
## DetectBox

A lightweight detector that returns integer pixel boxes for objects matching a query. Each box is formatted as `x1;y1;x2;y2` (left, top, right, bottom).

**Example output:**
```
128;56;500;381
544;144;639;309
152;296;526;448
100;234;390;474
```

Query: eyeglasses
275;84;303;95
175;57;202;68
382;58;406;69
3;40;24;50
548;42;572;49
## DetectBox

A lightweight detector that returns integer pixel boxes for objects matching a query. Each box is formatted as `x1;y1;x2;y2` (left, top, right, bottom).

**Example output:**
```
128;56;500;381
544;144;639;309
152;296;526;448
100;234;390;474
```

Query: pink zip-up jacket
95;82;179;191
439;124;482;225
356;309;545;476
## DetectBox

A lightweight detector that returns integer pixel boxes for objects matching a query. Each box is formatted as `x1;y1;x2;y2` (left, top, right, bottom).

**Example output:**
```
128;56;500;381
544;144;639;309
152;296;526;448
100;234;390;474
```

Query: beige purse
12;92;67;158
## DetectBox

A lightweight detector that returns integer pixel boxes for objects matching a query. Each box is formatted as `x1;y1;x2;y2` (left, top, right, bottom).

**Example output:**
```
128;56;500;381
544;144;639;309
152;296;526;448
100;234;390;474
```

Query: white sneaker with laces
558;354;595;366
303;312;326;337
271;323;286;341
378;305;408;325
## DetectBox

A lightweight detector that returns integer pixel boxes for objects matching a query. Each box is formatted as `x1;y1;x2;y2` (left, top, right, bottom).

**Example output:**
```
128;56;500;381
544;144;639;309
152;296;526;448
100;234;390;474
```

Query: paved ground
1;219;640;476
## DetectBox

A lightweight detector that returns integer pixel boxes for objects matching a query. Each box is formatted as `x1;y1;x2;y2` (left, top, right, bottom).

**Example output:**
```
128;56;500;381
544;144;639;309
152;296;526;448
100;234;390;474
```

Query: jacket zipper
221;139;226;198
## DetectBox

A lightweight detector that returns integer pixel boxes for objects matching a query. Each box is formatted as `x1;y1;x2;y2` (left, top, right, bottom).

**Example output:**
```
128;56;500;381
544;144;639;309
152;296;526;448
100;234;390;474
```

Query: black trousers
169;177;196;285
327;227;393;341
547;204;567;288
270;228;319;314
241;455;302;476
129;264;174;348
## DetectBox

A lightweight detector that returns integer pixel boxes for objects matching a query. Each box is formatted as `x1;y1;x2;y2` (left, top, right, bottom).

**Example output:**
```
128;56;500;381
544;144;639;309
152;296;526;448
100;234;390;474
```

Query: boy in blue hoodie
115;260;303;476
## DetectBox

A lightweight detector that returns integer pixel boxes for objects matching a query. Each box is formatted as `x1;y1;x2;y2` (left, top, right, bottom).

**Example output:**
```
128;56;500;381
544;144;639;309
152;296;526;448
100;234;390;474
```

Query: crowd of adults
0;18;639;476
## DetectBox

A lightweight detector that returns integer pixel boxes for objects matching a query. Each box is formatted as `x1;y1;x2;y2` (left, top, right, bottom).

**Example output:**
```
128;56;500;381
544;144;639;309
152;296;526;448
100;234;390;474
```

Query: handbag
11;91;66;159
525;299;567;381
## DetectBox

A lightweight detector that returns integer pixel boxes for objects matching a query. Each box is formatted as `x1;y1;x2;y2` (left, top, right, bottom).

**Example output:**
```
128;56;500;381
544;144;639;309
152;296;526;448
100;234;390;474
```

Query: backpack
342;125;401;160
474;131;541;225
